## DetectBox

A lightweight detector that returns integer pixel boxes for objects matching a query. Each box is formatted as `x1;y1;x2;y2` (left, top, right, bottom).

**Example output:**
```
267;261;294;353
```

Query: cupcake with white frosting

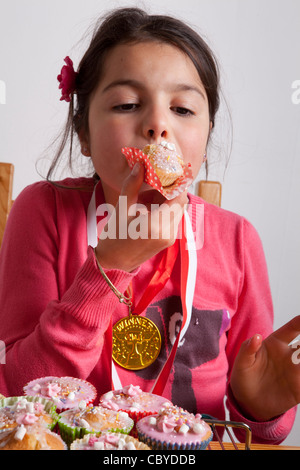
0;396;63;450
70;432;150;450
142;142;184;187
58;405;134;447
0;396;58;431
0;425;67;450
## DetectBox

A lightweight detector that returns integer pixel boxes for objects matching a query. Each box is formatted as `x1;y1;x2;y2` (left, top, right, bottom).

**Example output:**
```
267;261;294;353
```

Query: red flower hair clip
57;56;77;102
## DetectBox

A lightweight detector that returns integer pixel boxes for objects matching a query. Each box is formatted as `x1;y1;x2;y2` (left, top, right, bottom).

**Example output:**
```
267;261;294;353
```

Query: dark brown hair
47;7;220;180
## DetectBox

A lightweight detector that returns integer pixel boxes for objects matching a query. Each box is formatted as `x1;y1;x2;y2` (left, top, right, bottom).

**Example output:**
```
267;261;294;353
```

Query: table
209;441;300;450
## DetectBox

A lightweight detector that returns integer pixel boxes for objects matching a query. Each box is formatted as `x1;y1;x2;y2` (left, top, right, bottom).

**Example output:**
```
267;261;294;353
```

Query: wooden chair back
198;180;222;207
0;163;14;247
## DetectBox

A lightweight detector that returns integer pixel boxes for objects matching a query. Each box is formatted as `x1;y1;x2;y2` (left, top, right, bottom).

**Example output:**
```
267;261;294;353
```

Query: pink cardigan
0;178;296;443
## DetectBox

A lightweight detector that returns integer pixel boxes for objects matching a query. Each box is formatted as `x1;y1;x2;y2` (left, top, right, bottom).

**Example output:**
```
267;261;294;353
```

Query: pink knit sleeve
225;218;296;443
0;182;136;397
226;386;296;445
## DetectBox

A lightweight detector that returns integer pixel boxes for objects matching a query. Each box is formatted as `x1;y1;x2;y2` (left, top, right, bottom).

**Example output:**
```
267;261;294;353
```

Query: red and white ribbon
87;182;197;395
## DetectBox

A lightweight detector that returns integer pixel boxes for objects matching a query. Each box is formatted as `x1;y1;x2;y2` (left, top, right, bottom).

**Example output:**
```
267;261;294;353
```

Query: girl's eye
113;103;139;112
172;106;195;116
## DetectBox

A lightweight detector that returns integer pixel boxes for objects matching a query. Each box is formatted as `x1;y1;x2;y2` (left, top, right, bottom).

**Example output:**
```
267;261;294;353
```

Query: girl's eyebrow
173;83;206;101
102;79;206;101
102;79;144;94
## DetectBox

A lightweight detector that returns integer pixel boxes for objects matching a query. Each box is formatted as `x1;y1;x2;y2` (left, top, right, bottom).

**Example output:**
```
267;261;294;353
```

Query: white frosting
102;391;114;401
148;416;157;426
26;402;35;414
78;400;87;410
178;423;189;434
15;425;26;441
160;141;176;151
99;386;172;414
192;422;206;434
94;441;105;450
72;433;143;450
78;418;91;429
126;441;137;450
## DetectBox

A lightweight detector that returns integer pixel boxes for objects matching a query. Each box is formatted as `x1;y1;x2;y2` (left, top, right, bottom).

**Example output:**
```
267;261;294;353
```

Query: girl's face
80;41;211;206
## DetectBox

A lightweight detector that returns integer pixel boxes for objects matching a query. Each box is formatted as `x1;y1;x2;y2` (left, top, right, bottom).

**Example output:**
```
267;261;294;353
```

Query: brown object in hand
143;144;184;187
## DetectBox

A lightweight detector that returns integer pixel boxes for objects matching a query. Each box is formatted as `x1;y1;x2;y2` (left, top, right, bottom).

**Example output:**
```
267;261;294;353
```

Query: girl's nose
147;128;167;139
142;106;168;141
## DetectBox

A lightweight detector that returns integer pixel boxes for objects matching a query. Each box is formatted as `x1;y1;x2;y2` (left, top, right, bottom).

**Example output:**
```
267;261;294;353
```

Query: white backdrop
1;0;300;446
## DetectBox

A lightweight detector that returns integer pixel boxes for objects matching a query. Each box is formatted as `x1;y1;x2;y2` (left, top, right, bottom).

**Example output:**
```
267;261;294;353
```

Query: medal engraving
112;315;161;370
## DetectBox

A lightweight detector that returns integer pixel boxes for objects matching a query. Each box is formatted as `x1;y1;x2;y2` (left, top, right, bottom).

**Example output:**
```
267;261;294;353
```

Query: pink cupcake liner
23;376;97;412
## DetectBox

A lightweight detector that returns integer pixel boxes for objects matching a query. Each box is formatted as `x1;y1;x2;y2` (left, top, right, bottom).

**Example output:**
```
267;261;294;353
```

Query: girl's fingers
235;334;263;370
120;163;145;205
272;315;300;345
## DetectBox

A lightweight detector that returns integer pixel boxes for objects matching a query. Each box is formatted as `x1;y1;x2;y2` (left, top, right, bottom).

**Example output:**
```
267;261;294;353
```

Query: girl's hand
230;315;300;421
95;163;188;272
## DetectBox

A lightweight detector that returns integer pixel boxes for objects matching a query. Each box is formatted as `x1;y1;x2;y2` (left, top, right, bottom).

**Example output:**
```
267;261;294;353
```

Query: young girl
0;7;299;445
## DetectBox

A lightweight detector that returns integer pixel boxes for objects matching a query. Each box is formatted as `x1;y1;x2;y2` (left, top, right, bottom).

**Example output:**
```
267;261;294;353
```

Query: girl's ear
78;128;91;157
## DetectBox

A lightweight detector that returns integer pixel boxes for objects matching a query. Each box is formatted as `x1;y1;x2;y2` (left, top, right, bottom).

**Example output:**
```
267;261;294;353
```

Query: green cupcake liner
57;411;134;448
0;396;59;431
57;419;92;448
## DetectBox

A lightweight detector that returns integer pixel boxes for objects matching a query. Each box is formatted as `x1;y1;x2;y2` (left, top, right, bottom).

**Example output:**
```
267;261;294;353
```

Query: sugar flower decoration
16;413;39;425
41;382;61;398
57;56;77;102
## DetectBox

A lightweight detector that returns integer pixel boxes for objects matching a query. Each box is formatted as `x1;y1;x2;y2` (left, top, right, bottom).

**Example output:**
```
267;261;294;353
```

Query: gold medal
112;315;161;370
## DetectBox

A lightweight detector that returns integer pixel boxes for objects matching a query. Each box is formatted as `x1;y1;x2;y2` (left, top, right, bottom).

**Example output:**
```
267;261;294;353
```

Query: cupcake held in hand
122;142;193;200
142;142;184;187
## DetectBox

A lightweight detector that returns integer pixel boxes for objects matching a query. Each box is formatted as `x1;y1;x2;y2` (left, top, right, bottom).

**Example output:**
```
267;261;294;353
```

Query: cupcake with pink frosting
99;384;172;436
23;376;97;412
136;404;212;450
